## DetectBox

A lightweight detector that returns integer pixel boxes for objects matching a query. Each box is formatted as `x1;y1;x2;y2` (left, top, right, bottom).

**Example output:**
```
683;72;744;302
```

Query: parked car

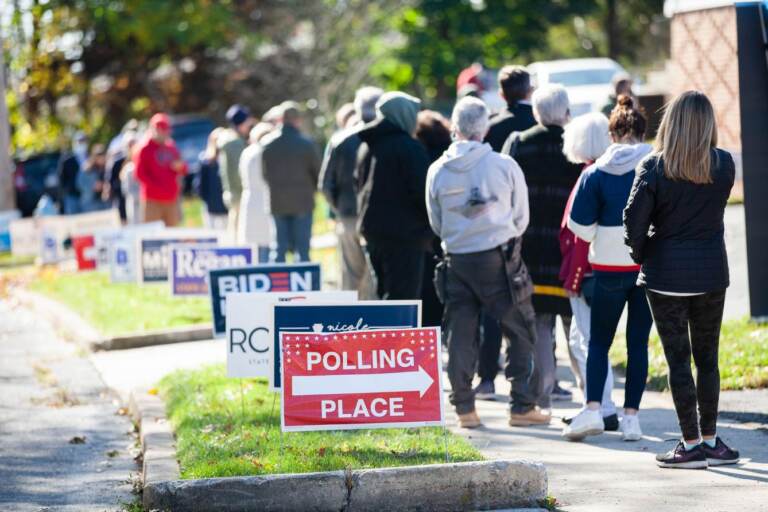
527;58;627;117
170;115;215;195
14;151;61;217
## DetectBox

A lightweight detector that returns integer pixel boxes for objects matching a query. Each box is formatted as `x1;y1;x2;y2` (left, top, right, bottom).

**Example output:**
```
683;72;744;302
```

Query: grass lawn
158;364;483;479
610;317;768;391
29;269;211;336
0;252;35;269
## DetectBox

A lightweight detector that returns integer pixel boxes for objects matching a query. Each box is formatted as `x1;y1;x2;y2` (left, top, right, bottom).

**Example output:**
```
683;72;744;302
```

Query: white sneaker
562;408;604;441
621;414;643;441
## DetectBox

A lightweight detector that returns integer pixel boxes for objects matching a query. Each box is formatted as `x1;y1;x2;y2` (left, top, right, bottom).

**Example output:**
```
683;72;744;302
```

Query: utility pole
0;37;15;211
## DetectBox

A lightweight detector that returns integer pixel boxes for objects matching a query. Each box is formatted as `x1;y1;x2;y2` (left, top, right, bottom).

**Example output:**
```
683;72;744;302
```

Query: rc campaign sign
270;301;421;391
208;263;322;337
225;291;357;378
170;245;253;296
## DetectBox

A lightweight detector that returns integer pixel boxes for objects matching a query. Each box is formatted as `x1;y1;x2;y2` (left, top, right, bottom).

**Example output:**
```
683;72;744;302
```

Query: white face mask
74;142;89;156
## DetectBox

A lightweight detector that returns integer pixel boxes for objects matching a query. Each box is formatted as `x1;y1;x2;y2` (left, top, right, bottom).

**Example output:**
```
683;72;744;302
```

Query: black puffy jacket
355;118;432;247
623;148;735;293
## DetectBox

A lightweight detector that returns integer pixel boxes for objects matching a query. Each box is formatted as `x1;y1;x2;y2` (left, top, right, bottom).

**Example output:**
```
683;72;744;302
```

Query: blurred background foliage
2;0;666;155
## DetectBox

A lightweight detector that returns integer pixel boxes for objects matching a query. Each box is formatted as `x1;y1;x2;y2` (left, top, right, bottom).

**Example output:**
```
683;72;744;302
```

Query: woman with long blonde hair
624;91;739;469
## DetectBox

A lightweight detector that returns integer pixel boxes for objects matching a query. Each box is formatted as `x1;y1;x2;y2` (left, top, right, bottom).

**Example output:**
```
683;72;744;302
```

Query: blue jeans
63;195;82;215
271;213;312;262
586;271;652;410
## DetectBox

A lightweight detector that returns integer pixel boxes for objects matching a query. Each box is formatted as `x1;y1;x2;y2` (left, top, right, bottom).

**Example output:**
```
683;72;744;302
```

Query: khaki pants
142;199;180;227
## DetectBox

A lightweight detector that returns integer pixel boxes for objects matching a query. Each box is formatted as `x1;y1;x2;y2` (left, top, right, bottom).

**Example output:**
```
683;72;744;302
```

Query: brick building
664;0;743;174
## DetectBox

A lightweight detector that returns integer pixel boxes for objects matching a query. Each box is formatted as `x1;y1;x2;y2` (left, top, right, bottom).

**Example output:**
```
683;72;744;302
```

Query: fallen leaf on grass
69;436;86;444
318;447;327;457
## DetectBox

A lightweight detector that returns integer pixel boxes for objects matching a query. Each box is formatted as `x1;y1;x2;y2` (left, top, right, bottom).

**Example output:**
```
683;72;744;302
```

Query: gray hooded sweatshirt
426;140;529;254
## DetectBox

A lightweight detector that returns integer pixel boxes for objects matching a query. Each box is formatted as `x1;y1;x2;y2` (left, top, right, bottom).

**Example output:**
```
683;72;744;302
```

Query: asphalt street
0;299;137;511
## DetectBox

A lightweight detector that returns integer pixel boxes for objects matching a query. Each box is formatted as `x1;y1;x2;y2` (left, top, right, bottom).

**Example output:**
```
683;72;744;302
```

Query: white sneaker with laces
562;408;604;441
621;414;642;441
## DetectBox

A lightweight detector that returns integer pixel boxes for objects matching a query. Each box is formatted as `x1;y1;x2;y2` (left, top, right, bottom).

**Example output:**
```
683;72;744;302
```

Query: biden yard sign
280;327;444;432
208;263;322;337
170;245;253;296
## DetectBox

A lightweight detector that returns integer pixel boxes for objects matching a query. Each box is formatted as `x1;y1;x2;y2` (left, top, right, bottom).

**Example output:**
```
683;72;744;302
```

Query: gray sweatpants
443;247;539;415
337;216;375;299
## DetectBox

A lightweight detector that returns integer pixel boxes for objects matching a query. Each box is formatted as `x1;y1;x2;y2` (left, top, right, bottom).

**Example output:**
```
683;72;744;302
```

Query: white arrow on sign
292;366;434;398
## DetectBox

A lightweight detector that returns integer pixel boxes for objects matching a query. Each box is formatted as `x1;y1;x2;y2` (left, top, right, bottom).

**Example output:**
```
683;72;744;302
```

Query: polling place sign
208;263;322;337
280;327;443;432
271;301;421;391
137;230;219;283
226;291;357;378
170;245;253;296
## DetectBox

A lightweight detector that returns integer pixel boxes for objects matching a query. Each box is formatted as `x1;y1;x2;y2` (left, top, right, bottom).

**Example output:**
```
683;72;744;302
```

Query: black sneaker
551;383;573;401
701;437;740;466
602;413;619;431
473;380;496;401
656;441;708;469
562;412;619;431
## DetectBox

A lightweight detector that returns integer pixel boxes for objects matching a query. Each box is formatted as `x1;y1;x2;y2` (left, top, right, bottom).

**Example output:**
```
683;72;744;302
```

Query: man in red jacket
134;113;187;226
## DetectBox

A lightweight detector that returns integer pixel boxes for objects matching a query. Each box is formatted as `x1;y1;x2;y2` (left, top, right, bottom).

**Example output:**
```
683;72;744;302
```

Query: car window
548;69;617;87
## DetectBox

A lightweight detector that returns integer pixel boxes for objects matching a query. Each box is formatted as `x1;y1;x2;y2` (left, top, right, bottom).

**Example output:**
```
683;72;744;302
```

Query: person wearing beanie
218;104;254;240
261;101;321;262
355;91;431;300
133;113;188;226
319;86;383;298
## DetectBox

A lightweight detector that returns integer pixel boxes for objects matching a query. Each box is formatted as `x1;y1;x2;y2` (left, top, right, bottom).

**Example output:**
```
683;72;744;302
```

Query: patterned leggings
646;290;726;441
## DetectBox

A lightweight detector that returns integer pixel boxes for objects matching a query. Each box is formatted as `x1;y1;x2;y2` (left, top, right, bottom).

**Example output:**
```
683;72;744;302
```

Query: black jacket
58;153;80;198
196;154;228;215
623;148;735;293
355;118;432;247
319;128;361;218
503;124;582;316
485;102;536;152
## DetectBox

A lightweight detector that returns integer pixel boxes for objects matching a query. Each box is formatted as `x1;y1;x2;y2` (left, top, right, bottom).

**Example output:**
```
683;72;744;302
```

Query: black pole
736;2;768;321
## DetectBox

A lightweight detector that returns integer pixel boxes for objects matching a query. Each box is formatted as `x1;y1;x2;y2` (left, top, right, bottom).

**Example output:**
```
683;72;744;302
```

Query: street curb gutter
13;289;213;351
130;394;548;512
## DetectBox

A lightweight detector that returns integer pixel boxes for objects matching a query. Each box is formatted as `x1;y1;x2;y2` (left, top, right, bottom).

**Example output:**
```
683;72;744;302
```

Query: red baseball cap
150;113;171;132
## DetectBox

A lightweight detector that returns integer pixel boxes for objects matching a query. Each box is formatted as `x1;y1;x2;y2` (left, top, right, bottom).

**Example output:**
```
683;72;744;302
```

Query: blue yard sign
170;245;253;296
270;301;421;390
208;262;322;337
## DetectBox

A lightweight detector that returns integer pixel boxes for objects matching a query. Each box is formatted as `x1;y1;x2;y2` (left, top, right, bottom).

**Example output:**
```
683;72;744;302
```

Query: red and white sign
280;327;444;432
72;234;97;271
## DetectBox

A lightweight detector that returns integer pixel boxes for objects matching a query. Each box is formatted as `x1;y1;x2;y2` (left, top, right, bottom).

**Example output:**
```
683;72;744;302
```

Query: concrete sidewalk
449;368;768;512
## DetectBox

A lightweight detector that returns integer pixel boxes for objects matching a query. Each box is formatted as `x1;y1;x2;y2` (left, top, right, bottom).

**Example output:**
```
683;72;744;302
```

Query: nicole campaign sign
280;327;443;432
137;230;219;283
270;301;421;391
225;291;357;378
170;245;253;296
208;263;322;338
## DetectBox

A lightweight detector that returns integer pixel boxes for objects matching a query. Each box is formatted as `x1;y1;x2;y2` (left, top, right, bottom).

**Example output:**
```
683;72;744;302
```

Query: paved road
0;300;137;511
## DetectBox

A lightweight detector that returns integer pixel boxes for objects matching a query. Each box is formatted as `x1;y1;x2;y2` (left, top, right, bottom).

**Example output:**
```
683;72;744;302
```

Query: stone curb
12;289;213;351
128;390;182;510
130;387;548;511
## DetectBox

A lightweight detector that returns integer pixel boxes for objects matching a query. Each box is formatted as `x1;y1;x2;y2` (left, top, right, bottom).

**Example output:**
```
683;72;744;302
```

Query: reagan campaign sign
170;245;253;296
280;327;444;431
270;301;421;390
208;263;322;337
225;291;357;378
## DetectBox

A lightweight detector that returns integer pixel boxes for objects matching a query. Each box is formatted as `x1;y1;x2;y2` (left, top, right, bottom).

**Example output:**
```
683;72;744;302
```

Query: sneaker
457;410;482;429
473;380;496;401
562;408;603;440
602;413;619;432
656;441;708;469
621;414;643;441
509;407;551;426
551;383;573;401
701;437;740;466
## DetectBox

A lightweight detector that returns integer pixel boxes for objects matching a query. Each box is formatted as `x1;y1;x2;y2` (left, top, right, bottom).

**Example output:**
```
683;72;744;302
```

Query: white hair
354;86;384;123
451;97;489;141
563;113;611;164
532;84;570;126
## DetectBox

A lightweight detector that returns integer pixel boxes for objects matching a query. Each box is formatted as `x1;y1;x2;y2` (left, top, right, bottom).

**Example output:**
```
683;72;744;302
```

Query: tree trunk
606;0;618;60
0;41;16;211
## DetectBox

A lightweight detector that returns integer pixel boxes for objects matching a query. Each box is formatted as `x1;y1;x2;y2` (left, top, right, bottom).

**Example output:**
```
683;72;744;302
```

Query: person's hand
171;159;185;173
566;289;579;298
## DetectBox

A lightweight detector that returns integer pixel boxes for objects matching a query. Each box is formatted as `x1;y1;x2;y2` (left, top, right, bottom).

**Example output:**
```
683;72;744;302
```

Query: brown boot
457;410;482;429
508;407;551;426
